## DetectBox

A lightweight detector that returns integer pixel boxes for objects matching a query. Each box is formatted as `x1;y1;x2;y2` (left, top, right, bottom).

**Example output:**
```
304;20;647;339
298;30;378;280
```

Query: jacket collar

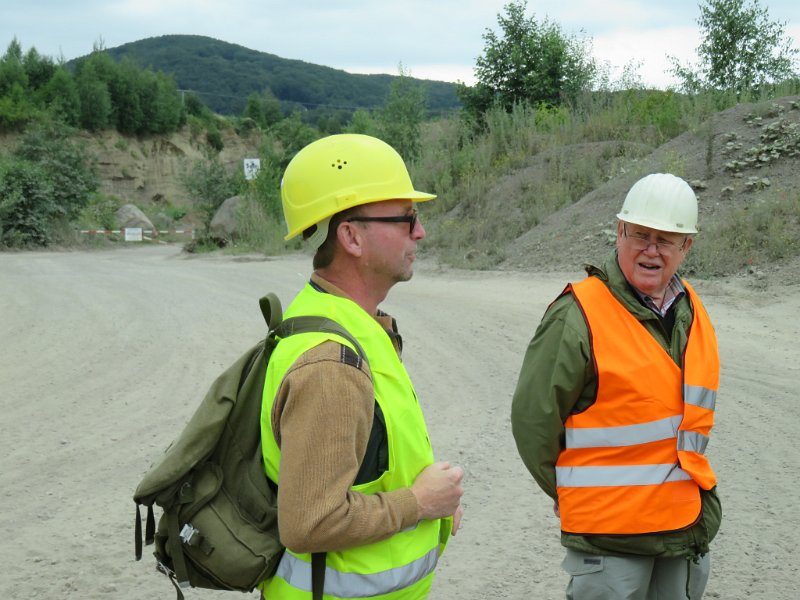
584;252;675;321
309;272;402;353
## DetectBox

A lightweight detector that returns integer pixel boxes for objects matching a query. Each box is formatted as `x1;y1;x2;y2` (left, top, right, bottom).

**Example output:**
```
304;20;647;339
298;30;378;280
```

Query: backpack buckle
179;523;199;545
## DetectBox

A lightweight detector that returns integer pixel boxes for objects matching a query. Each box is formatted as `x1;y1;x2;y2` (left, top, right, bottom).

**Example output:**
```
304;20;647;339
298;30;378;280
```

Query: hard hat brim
617;213;697;234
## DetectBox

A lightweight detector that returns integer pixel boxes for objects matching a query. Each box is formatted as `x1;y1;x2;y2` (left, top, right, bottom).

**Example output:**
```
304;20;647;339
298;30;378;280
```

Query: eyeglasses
346;209;418;235
623;223;688;255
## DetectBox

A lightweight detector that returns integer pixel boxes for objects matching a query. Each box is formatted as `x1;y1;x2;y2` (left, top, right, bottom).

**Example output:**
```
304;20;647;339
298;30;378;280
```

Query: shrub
179;156;242;237
78;193;123;230
686;188;800;276
0;157;54;246
0;119;98;247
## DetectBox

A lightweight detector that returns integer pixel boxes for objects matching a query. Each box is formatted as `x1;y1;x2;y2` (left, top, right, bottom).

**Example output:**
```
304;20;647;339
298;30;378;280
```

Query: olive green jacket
511;252;722;558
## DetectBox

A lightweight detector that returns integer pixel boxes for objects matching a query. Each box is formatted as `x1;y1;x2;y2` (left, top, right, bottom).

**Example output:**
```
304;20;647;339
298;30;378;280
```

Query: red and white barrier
79;228;195;240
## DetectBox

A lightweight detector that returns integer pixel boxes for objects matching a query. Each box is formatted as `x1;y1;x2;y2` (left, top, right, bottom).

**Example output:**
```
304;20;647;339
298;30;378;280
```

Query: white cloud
1;0;798;90
593;26;701;89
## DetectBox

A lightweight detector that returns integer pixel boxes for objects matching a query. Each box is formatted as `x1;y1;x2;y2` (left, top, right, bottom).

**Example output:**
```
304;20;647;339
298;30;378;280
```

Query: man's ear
336;221;364;258
615;220;625;249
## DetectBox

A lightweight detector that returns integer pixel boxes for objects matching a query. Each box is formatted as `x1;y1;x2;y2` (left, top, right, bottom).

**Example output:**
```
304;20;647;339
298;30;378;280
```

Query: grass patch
77;193;124;230
687;188;800;276
233;194;293;254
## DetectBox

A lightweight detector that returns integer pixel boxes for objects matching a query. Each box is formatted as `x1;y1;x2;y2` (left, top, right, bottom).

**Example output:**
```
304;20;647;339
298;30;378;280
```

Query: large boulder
209;195;243;242
151;212;176;231
115;204;154;231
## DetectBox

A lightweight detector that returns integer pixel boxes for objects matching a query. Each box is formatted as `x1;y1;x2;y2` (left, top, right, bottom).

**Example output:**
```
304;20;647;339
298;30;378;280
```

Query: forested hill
88;34;461;116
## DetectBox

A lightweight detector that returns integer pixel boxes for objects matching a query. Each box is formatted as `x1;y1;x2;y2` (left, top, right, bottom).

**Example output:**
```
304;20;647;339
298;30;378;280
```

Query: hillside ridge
73;34;461;116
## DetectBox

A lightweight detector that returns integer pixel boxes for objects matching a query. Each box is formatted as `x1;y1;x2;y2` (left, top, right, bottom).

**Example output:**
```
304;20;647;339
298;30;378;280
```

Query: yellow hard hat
280;134;436;240
617;173;698;234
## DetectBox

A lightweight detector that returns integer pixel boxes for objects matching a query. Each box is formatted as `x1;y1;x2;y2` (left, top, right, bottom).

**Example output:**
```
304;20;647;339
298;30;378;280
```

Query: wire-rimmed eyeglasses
622;223;689;254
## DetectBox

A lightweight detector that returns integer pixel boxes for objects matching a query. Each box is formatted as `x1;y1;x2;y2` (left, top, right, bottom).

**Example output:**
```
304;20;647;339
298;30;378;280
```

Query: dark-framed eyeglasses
623;223;688;255
346;209;418;235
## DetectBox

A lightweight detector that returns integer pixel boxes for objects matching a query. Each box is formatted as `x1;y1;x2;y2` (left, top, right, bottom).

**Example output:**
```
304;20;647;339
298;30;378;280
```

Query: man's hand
410;461;464;521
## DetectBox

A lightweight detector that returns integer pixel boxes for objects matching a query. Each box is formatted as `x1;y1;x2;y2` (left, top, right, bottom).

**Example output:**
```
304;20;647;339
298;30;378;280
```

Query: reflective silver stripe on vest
678;430;709;454
684;384;716;410
276;545;438;598
556;463;692;487
399;521;421;534
565;415;682;449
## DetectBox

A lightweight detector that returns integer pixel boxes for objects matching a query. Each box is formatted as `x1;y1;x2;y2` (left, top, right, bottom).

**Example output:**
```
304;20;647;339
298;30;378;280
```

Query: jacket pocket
701;486;722;544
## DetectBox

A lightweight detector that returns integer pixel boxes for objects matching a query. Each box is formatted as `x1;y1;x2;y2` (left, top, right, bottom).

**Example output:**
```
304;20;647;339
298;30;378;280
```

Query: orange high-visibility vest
555;276;719;536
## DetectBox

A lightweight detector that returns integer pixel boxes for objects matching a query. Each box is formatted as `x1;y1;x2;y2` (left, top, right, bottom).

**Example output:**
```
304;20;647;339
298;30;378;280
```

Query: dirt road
1;245;797;599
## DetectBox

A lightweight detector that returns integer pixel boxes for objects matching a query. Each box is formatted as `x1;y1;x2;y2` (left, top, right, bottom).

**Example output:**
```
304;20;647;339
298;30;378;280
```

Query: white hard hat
617;173;698;234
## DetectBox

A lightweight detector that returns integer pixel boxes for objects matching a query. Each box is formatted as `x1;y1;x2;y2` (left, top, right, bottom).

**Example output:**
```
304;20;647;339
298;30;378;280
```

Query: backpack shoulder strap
259;292;367;361
259;292;283;331
274;315;369;366
260;296;363;600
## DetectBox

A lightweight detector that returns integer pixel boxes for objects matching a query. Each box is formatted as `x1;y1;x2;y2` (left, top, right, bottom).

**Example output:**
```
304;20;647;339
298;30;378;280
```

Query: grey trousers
562;549;711;600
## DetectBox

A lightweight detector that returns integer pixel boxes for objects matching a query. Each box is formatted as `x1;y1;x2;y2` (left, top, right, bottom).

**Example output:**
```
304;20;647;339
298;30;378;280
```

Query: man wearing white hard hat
512;173;722;599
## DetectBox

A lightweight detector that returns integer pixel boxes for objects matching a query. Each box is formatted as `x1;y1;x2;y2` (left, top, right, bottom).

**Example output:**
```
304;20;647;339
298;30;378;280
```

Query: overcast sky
2;1;799;89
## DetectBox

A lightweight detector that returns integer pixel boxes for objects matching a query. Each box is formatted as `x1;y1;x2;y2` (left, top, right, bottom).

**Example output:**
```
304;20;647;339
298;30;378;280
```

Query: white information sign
244;158;261;181
124;227;143;242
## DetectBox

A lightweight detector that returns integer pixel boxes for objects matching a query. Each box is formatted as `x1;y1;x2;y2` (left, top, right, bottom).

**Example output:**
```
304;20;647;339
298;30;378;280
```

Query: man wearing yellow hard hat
512;173;722;599
259;134;464;599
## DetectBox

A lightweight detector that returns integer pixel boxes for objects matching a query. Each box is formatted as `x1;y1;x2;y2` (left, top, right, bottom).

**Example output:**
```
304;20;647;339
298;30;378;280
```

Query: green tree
0;39;36;130
13;120;98;221
180;157;243;235
0;38;27;96
0;82;36;131
250;145;284;221
41;67;81;126
345;108;379;136
81;42;117;81
184;92;209;118
112;58;144;135
0;157;55;246
459;0;596;120
376;67;426;162
314;110;345;135
22;47;56;93
243;92;265;126
272;112;319;166
0;120;98;246
144;71;185;134
205;122;225;152
244;90;283;129
671;0;799;96
76;61;112;131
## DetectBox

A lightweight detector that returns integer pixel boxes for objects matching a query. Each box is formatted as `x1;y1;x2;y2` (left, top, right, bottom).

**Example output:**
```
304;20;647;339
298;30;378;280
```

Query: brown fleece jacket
269;274;420;554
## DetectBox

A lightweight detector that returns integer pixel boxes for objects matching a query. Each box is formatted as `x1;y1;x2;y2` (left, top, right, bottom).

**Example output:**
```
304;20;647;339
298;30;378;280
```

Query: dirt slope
84;128;264;208
0;126;263;214
501;95;800;277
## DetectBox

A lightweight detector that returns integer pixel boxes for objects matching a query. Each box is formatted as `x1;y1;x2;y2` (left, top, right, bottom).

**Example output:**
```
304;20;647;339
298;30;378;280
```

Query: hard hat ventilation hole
331;159;348;170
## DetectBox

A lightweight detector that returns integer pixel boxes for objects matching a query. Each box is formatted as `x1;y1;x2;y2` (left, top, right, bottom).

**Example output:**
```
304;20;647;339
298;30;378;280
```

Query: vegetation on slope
100;35;461;119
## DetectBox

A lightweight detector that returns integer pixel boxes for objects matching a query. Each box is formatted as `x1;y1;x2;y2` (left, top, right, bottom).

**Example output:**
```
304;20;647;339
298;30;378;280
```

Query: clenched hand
411;461;464;521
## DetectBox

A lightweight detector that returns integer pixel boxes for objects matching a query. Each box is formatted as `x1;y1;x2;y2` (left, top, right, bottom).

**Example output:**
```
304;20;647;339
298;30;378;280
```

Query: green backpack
133;292;366;600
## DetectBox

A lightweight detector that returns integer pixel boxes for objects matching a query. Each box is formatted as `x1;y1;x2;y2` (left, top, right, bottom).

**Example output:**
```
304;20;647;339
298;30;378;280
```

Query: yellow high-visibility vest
260;284;450;599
